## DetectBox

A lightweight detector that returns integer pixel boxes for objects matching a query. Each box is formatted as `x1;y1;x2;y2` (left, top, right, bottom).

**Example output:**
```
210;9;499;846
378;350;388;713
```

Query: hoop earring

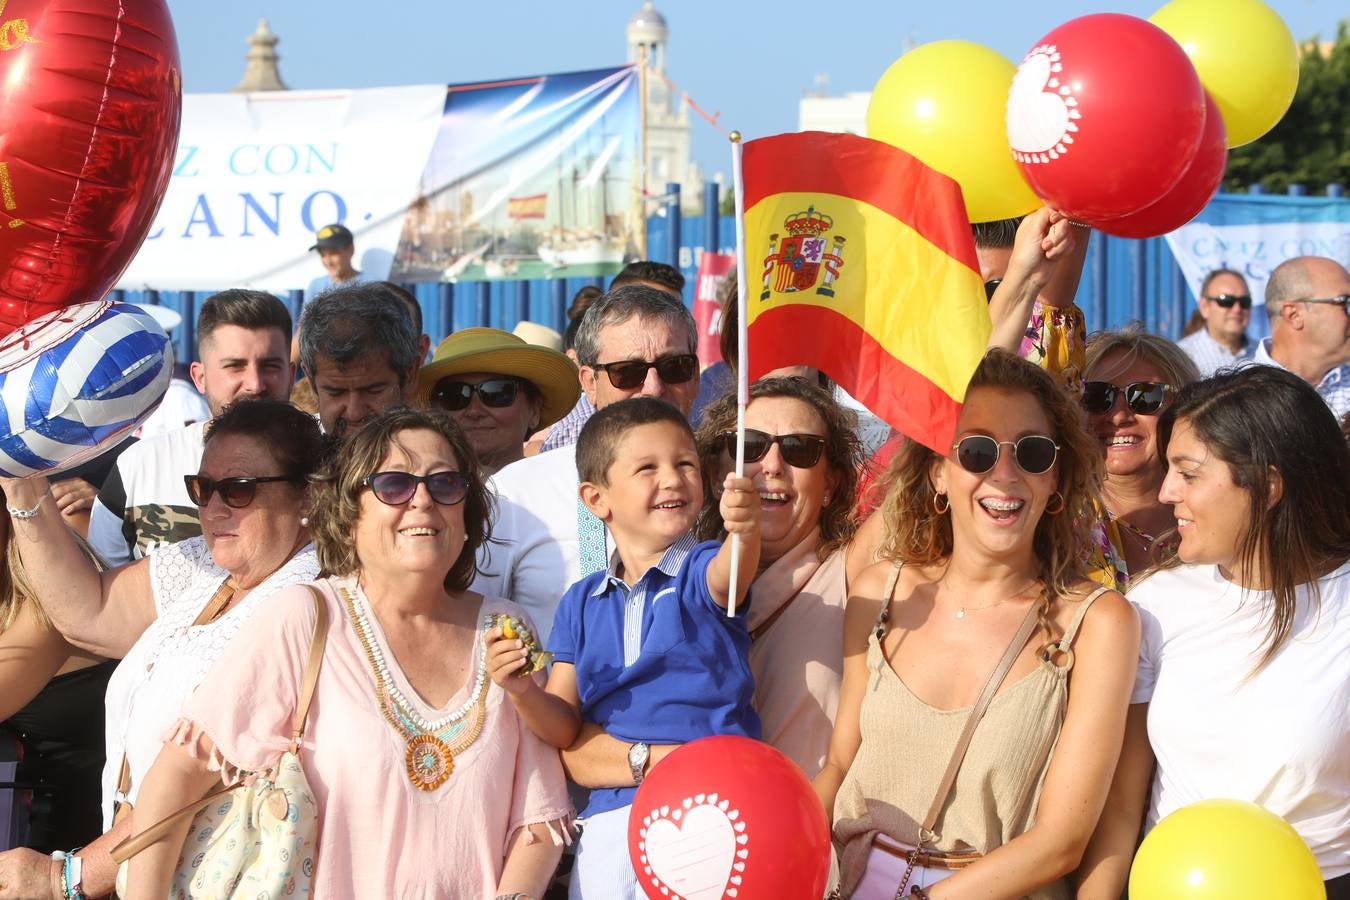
1045;492;1065;516
932;492;950;515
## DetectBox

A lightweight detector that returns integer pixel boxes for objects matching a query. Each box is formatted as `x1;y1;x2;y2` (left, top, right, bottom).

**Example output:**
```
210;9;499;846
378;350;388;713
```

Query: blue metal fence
111;182;1342;364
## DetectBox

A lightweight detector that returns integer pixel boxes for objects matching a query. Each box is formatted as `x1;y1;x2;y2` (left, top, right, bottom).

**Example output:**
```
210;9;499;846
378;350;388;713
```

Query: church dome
627;2;667;39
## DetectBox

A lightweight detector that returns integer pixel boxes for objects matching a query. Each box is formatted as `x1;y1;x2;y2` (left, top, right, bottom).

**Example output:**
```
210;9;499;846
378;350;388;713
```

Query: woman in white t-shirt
1077;365;1350;898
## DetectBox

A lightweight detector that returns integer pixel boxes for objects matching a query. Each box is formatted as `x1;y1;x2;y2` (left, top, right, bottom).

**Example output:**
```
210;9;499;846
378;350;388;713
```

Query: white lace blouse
99;536;320;827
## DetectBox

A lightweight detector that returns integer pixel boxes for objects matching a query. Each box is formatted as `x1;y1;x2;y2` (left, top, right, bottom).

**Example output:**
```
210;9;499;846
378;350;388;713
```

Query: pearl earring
300;515;310;527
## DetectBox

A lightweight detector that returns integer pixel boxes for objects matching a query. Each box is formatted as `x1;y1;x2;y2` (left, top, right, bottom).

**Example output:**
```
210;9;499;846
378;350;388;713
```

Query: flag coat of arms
742;131;990;453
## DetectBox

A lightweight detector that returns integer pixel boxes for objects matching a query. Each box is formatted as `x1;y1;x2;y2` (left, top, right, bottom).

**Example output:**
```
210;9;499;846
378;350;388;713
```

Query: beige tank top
832;563;1108;898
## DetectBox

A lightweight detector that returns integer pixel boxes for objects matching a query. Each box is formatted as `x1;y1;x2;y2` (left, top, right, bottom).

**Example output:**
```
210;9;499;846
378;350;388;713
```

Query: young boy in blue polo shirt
485;396;761;897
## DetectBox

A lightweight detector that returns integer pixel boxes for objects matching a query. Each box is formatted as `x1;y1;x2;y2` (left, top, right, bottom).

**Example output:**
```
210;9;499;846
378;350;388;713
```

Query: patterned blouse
1020;300;1088;396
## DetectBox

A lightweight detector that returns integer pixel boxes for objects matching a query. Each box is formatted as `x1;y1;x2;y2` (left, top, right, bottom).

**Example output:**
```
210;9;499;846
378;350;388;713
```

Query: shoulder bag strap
292;585;331;744
111;585;331;865
917;597;1042;843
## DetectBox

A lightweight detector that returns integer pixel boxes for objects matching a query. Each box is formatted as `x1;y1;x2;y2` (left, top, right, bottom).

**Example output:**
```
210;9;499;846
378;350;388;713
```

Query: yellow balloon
866;40;1039;223
1130;800;1326;900
1150;0;1299;147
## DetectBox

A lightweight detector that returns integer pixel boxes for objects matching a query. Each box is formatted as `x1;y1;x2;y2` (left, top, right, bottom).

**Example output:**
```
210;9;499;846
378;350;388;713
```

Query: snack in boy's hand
484;612;551;676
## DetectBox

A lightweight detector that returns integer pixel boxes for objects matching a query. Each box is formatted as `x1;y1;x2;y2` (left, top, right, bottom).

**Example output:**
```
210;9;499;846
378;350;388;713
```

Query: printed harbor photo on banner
389;65;641;284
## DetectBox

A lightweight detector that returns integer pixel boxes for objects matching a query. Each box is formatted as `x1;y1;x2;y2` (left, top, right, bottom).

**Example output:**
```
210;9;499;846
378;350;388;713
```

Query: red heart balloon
629;736;831;900
1006;13;1206;222
0;0;180;334
1093;92;1228;239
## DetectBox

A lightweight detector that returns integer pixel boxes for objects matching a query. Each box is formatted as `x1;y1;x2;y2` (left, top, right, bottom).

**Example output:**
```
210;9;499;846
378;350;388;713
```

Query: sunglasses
590;354;698;390
1203;293;1252;310
952;434;1059;475
364;470;469;506
184;475;300;509
721;428;827;468
1081;381;1171;416
984;278;1003;302
430;377;520;411
1298;294;1350;315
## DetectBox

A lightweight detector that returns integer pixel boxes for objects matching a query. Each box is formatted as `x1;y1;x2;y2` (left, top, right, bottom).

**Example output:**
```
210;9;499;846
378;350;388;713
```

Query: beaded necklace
339;583;488;792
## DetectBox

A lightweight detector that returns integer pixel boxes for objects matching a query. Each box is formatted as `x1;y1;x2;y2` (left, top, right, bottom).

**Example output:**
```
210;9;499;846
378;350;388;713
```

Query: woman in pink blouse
123;407;571;898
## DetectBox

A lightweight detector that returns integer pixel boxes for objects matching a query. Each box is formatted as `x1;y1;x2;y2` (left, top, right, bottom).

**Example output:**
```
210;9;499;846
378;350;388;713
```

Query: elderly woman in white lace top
0;400;324;900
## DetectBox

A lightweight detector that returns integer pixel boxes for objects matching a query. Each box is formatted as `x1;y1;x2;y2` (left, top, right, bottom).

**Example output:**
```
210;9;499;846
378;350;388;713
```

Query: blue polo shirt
548;533;760;816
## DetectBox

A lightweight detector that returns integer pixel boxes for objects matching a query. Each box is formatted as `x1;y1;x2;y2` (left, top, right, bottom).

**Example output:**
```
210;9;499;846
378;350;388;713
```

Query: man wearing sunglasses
1177;268;1254;377
88;290;295;565
473;284;700;642
1249;256;1350;420
298;283;423;439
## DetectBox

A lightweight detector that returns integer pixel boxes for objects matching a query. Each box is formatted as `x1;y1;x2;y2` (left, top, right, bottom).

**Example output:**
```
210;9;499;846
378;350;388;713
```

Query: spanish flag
742;131;989;453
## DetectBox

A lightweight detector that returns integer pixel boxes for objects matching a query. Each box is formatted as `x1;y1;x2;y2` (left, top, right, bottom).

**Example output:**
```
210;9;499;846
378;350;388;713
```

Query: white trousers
569;804;641;899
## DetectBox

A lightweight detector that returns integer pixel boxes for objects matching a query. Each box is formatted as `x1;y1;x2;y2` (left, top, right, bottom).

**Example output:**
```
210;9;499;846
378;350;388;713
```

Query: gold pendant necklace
952;578;1042;620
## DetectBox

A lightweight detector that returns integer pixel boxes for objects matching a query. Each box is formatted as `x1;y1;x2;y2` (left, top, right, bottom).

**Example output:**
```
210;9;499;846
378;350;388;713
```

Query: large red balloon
0;0;180;334
1006;14;1206;222
629;736;830;900
1094;92;1228;239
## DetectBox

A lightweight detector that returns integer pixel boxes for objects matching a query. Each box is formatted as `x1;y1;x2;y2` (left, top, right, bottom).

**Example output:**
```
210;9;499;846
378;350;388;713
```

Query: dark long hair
1158;366;1350;668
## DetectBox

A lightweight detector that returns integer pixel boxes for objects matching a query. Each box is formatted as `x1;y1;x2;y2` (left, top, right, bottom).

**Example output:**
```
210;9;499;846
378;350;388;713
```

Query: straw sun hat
418;327;581;428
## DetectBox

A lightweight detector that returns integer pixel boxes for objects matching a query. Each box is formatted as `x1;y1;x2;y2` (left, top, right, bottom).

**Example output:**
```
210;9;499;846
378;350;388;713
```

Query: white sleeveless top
100;537;319;826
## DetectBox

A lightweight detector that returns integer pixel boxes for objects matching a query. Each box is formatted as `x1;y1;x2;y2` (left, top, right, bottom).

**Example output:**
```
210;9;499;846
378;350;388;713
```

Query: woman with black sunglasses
817;350;1138;899
0;400;324;900
693;376;870;779
418;327;581;477
1081;328;1200;590
122;407;570;898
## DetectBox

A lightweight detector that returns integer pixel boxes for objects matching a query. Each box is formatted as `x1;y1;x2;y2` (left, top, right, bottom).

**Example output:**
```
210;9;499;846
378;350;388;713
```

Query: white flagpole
728;131;749;618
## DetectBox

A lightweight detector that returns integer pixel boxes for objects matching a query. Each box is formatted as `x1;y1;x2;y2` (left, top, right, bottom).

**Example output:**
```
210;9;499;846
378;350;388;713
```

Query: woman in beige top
695;376;871;778
815;350;1139;899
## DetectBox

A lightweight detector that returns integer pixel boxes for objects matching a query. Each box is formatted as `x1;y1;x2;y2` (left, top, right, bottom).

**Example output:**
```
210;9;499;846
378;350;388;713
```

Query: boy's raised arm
706;473;761;610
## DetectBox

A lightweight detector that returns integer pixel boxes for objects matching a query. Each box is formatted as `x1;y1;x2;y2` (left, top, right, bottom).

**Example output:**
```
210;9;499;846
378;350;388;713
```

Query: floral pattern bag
112;587;330;898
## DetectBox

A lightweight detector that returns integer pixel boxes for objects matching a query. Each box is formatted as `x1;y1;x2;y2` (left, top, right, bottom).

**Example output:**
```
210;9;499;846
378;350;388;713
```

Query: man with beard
298;282;422;439
88;290;295;563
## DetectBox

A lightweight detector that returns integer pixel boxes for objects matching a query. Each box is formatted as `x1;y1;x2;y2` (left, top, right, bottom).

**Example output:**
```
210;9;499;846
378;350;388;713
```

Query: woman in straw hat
420;328;581;477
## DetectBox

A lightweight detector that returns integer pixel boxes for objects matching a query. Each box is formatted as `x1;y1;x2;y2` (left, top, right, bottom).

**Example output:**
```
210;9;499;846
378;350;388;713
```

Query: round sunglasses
430;377;521;411
590;354;698;390
363;470;469;506
184;474;301;509
1082;381;1171;416
720;428;827;468
952;434;1059;475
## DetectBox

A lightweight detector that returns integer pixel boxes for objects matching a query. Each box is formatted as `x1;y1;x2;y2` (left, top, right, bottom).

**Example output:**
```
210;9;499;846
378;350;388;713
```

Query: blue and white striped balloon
0;301;174;476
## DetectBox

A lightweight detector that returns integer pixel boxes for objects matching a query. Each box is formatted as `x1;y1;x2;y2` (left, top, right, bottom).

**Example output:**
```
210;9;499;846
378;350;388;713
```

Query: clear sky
167;0;1346;183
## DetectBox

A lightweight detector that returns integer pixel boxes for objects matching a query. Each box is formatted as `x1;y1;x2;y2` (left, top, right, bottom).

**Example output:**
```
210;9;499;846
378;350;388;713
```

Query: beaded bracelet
7;490;49;520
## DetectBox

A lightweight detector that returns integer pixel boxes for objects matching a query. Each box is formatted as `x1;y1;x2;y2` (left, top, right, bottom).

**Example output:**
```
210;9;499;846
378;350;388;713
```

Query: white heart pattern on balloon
637;793;749;900
1007;44;1082;165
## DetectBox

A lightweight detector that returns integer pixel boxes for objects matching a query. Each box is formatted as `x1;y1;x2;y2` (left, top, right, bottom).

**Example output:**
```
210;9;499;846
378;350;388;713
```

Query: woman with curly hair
816;350;1139;898
695;376;871;777
121;407;571;898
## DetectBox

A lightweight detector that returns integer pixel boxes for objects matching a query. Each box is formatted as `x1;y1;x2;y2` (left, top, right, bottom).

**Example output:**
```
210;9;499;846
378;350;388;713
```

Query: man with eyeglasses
1247;255;1350;420
473;283;700;643
1177;268;1255;376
